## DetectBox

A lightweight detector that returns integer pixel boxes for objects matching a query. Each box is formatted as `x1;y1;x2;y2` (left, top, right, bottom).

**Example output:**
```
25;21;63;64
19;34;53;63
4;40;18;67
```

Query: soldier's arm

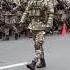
20;6;29;23
20;1;34;23
46;0;54;28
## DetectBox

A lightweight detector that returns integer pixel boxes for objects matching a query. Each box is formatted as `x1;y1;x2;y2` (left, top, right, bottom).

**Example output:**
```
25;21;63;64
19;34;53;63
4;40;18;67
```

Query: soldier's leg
27;31;37;70
4;25;10;40
27;31;46;70
34;31;46;68
0;26;2;39
0;32;2;39
12;25;19;40
2;32;5;40
5;35;9;40
4;29;9;40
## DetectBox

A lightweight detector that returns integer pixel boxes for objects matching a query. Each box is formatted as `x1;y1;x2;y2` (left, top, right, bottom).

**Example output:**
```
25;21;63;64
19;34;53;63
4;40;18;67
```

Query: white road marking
0;62;28;70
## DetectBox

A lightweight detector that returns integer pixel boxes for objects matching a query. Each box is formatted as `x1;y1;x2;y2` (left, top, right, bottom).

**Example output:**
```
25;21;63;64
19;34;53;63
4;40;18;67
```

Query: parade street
0;34;70;70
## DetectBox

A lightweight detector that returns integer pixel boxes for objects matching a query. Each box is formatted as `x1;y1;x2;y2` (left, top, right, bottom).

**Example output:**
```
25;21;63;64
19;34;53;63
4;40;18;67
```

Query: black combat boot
37;58;46;68
15;33;18;40
27;61;36;70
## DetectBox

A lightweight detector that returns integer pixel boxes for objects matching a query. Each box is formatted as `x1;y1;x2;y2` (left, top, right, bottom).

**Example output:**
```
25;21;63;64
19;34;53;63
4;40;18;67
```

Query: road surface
0;34;70;70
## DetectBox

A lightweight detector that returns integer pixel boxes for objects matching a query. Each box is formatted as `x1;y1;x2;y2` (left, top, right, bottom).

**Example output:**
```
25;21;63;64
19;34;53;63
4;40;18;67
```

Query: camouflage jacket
20;0;54;30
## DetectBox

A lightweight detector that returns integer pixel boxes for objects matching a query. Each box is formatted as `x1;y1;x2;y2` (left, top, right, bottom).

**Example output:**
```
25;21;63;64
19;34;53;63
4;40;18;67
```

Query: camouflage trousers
32;30;45;63
3;24;19;40
4;24;18;35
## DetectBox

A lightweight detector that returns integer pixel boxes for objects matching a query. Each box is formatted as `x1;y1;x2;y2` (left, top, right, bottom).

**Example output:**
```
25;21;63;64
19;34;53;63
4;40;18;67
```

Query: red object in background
61;23;67;37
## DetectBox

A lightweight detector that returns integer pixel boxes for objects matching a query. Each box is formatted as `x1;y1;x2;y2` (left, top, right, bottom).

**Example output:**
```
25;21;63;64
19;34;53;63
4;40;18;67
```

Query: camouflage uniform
3;11;10;40
4;11;19;40
0;8;3;39
0;10;6;40
20;0;54;69
16;11;24;36
54;0;70;32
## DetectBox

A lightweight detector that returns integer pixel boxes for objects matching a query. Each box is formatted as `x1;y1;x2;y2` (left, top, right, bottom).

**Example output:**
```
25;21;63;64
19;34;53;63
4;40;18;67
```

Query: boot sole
27;65;35;70
37;65;46;68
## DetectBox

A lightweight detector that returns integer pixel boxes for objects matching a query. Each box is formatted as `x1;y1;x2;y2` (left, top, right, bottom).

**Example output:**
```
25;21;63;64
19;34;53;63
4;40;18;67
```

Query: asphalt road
0;34;70;70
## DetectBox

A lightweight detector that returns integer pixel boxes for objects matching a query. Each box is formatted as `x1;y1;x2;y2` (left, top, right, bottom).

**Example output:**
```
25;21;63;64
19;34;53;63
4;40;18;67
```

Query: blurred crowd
0;0;30;40
0;0;70;41
54;0;70;33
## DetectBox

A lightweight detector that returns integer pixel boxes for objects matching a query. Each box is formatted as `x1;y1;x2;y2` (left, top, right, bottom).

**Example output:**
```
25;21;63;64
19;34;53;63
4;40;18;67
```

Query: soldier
3;11;19;40
10;12;19;40
54;0;70;33
20;0;54;70
0;7;3;39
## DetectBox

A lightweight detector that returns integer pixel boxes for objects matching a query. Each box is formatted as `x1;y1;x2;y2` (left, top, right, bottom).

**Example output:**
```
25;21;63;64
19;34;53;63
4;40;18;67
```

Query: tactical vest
28;0;49;30
28;0;43;17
